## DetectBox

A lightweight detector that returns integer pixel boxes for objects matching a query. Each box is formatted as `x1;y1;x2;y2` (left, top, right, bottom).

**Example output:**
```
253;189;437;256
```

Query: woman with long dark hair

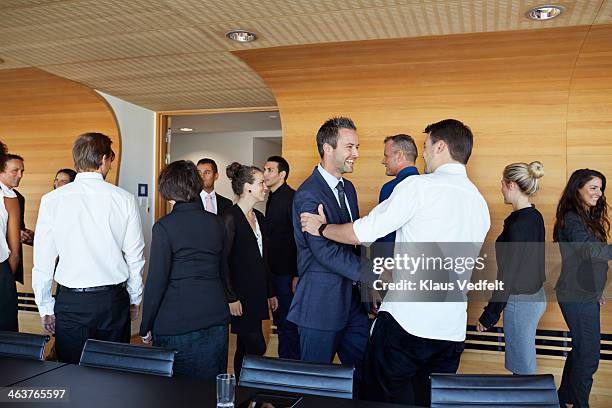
477;161;546;374
554;168;611;408
224;162;277;380
0;141;21;331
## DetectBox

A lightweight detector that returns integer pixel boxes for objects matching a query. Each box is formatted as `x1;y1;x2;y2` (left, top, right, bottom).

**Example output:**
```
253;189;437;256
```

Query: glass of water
216;373;236;408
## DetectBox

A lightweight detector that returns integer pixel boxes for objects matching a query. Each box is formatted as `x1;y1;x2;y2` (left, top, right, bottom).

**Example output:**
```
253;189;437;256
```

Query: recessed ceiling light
526;5;564;20
225;29;257;43
179;127;193;132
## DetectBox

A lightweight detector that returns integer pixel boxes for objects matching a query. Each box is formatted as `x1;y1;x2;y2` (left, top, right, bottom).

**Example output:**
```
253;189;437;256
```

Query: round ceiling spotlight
526;5;564;20
225;29;257;43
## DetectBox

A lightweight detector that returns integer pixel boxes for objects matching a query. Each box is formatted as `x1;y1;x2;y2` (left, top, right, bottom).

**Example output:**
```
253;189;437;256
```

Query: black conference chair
430;373;559;408
0;331;49;360
79;339;176;377
239;355;354;399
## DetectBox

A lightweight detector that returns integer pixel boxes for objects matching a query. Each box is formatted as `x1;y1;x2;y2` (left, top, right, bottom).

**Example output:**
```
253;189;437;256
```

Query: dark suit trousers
558;301;600;408
54;285;130;364
361;311;464;407
0;261;18;331
298;286;369;380
272;274;300;360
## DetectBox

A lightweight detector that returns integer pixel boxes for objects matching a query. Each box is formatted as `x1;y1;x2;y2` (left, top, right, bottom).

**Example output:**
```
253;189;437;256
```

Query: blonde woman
477;161;546;374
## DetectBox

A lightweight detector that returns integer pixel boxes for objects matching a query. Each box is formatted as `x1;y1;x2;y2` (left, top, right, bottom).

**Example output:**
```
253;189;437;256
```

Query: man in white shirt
197;158;232;215
0;154;35;285
300;119;490;406
32;132;145;364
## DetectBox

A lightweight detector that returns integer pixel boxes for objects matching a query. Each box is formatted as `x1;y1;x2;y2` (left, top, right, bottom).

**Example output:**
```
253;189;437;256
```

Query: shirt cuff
128;292;142;306
352;218;372;247
37;301;55;317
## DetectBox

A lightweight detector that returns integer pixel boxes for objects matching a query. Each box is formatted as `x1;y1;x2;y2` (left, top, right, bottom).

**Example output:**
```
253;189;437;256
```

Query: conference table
4;361;417;407
0;357;66;386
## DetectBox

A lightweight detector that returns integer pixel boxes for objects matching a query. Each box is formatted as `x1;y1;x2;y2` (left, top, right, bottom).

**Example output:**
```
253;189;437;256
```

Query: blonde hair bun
528;161;544;179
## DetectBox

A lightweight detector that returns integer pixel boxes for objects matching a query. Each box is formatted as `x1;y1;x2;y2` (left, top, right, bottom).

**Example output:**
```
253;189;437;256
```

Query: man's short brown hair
72;132;115;172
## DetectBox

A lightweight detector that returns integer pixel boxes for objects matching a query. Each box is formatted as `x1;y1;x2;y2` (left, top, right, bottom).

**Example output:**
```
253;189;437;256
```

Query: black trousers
361;311;464;407
234;325;266;381
0;261;18;331
558;301;600;408
54;284;130;364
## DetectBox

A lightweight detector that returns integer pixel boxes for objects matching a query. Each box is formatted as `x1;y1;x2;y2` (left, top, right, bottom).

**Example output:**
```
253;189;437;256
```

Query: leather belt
60;281;126;293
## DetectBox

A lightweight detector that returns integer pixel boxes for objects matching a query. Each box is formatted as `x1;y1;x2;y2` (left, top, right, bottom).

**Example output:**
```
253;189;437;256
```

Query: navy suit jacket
287;167;362;331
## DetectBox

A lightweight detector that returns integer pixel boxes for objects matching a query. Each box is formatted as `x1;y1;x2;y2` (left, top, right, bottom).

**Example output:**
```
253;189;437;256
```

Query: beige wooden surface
235;25;612;333
0;67;120;295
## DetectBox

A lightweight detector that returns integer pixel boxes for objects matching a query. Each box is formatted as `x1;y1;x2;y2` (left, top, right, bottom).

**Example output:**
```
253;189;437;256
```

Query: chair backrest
79;339;176;377
0;331;49;360
239;355;354;399
430;374;559;408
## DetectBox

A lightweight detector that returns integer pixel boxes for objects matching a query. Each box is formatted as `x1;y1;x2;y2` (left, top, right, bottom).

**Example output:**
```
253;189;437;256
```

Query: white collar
0;180;12;193
200;190;216;198
317;164;344;191
433;163;467;175
75;172;104;181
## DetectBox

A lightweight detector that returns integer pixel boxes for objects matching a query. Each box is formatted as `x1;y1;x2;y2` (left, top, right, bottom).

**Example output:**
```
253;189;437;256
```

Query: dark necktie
335;181;351;224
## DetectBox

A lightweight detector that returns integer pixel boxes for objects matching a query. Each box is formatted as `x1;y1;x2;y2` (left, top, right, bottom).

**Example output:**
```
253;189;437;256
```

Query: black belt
60;282;126;293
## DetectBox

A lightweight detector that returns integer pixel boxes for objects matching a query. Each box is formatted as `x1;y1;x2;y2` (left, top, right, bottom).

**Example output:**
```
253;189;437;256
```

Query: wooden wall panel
0;68;120;300
236;25;612;333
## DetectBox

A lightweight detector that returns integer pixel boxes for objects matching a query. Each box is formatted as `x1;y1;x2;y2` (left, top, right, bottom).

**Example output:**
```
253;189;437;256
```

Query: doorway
156;109;282;218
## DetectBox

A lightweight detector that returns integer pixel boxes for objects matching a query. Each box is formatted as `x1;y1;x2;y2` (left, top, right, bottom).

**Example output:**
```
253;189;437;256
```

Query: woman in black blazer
477;161;546;374
224;162;277;380
140;160;231;380
554;169;611;408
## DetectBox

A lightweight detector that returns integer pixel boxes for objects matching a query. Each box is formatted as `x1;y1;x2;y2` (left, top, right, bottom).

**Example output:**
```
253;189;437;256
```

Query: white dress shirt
317;164;353;221
200;190;218;214
0;186;17;263
353;163;490;342
32;172;145;316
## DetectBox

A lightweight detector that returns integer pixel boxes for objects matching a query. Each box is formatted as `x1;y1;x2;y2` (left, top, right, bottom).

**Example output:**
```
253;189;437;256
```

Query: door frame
155;106;278;220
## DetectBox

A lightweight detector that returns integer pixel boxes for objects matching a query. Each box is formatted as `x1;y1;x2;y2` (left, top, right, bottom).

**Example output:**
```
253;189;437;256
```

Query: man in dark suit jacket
264;155;300;360
288;117;370;380
197;158;232;215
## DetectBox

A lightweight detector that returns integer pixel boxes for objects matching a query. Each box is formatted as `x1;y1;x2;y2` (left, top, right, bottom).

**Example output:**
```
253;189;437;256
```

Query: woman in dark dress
477;161;546;374
140;160;231;380
224;162;277;380
554;169;611;408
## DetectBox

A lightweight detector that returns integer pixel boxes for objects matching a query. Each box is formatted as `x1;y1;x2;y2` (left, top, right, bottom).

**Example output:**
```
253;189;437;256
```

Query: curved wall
236;25;612;333
0;67;120;297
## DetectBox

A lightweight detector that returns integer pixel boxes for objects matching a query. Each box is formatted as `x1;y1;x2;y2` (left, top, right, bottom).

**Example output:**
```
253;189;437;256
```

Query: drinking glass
216;373;236;408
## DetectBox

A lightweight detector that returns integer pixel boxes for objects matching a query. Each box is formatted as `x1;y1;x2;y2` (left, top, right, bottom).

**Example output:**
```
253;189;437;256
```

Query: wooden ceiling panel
0;0;179;44
40;52;252;81
595;0;612;24
0;27;227;65
0;0;608;110
89;71;268;95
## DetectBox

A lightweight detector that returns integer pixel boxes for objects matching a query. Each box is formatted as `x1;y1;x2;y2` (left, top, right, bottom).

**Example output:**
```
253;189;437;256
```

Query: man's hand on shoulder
300;204;327;236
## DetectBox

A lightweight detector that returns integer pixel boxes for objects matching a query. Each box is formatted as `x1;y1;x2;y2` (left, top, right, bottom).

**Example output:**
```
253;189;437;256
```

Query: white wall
253;138;282;169
98;91;156;333
171;130;282;212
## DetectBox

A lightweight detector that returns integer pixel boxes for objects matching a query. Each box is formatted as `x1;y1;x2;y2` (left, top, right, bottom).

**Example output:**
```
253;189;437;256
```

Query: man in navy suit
288;117;370;380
